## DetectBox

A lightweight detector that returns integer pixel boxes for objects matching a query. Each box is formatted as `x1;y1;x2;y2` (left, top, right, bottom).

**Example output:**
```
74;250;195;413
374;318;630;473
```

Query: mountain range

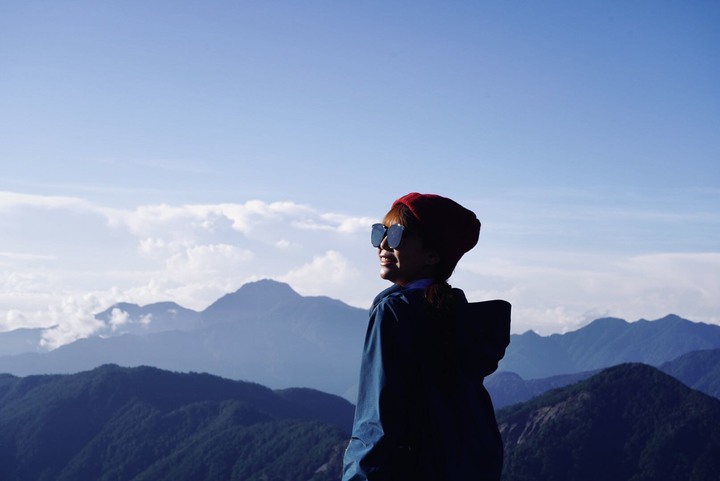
500;314;720;378
1;279;719;405
487;348;720;409
0;364;351;481
498;363;720;481
0;280;368;399
2;361;719;481
2;280;720;480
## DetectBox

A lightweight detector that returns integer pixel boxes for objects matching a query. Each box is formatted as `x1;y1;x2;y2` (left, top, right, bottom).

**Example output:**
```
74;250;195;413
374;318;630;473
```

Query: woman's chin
379;267;396;283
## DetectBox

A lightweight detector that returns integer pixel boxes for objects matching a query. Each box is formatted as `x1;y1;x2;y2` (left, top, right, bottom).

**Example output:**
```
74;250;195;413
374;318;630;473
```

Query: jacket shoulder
371;284;425;311
371;284;402;307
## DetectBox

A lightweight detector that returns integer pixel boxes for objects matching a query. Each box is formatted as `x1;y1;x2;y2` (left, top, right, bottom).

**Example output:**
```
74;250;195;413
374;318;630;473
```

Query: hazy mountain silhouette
4;363;719;481
94;301;201;334
200;279;303;326
0;280;367;398
0;327;46;356
499;314;720;378
488;347;720;409
498;363;720;481
486;314;720;410
2;281;719;404
0;365;350;481
486;369;600;409
659;348;720;400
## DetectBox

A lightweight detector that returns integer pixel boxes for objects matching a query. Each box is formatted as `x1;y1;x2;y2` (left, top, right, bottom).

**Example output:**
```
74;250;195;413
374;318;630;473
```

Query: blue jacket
342;284;511;481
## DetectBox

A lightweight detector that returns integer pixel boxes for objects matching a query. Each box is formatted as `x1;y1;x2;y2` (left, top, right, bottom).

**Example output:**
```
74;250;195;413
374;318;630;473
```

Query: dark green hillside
275;387;354;434
497;363;720;481
0;365;349;481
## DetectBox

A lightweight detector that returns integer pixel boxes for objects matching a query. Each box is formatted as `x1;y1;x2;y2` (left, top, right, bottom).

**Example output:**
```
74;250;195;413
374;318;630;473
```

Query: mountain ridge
488;347;720;410
0;364;350;481
1;280;719;402
498;362;720;480
500;313;720;378
3;363;719;481
0;280;368;398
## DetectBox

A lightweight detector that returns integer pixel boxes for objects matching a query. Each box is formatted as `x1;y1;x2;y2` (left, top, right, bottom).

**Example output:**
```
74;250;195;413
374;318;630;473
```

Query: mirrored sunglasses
371;223;406;249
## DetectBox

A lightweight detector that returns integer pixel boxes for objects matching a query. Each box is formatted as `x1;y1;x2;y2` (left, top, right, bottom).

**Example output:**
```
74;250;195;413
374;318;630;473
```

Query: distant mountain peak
519;329;541;337
640;313;686;324
222;279;302;308
235;279;300;299
199;279;303;325
585;316;628;328
93;301;200;335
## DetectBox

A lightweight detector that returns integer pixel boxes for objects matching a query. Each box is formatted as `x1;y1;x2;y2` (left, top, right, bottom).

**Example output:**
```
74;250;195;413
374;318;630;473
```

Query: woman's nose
379;234;391;250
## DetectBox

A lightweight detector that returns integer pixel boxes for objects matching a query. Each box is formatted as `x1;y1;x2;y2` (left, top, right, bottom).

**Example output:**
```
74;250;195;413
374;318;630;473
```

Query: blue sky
1;1;718;347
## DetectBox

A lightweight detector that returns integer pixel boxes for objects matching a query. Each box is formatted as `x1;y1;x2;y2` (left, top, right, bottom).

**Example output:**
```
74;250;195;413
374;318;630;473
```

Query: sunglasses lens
371;224;405;249
386;225;404;249
371;224;386;247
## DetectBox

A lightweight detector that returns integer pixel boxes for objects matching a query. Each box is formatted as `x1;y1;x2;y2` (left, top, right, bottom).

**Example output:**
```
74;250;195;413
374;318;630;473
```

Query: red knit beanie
392;192;481;278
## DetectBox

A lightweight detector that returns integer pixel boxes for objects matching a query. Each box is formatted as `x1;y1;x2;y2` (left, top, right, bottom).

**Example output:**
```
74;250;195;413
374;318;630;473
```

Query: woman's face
377;225;439;286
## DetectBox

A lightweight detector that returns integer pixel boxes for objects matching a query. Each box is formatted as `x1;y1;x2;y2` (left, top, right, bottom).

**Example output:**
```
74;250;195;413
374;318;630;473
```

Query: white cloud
39;294;110;349
138;237;167;254
0;191;90;211
1;191;719;347
325;214;377;234
0;252;56;261
219;200;315;233
280;250;362;299
609;252;720;322
108;307;152;332
165;243;255;274
459;250;720;334
2;310;31;331
105;203;222;239
103;200;367;245
108;308;130;331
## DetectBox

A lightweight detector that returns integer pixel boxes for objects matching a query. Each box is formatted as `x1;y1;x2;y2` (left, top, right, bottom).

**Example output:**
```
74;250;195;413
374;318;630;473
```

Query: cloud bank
1;191;718;348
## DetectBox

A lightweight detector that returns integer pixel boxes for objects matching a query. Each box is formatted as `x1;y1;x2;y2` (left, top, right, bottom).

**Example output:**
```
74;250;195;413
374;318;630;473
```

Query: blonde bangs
382;203;422;233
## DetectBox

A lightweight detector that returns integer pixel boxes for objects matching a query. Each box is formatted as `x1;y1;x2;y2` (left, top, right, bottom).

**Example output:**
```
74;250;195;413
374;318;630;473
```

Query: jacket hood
371;284;511;378
453;292;511;378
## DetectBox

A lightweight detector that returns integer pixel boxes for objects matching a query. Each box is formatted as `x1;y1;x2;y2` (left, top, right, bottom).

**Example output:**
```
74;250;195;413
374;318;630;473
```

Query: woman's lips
379;252;396;265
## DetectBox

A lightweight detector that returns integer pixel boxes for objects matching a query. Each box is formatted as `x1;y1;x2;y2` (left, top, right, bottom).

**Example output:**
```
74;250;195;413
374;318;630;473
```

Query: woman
342;193;511;481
